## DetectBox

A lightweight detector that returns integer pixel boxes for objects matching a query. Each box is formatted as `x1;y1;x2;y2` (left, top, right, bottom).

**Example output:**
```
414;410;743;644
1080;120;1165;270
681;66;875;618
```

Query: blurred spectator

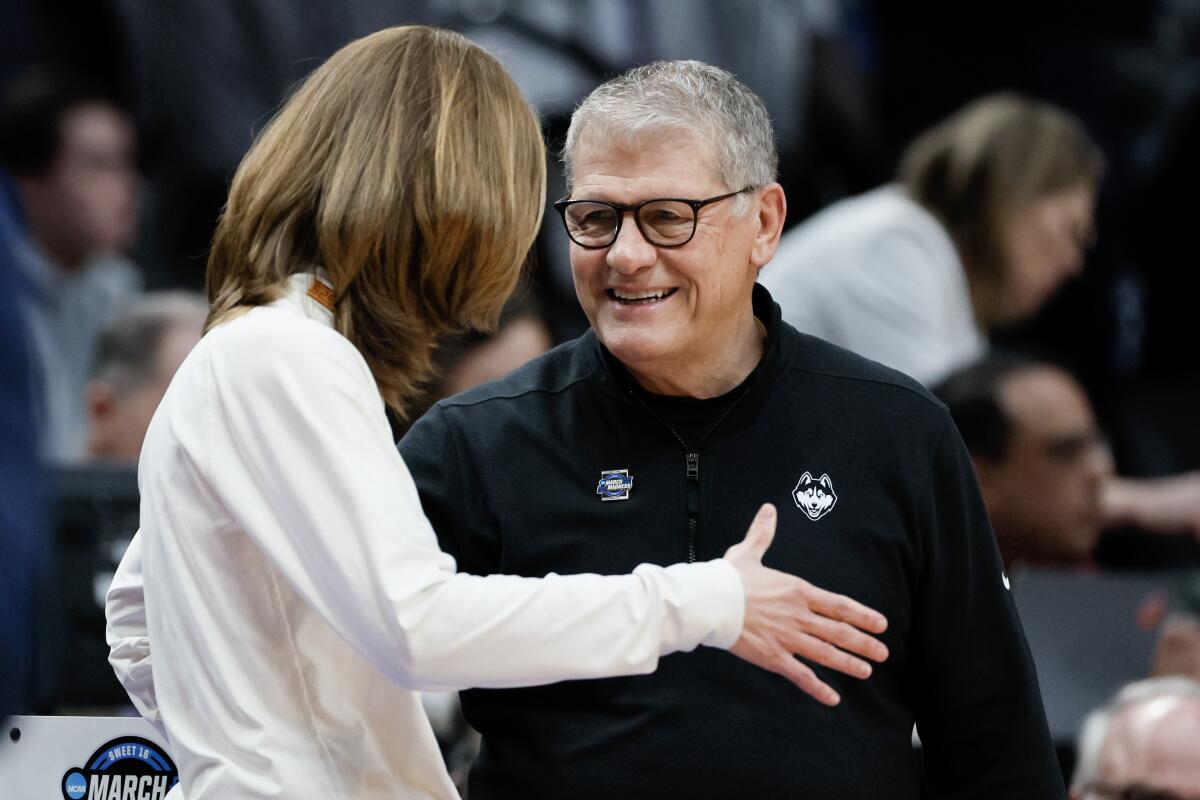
434;289;551;397
761;93;1103;387
0;168;48;718
86;291;206;462
0;70;143;462
938;356;1200;570
1070;676;1200;799
400;288;552;438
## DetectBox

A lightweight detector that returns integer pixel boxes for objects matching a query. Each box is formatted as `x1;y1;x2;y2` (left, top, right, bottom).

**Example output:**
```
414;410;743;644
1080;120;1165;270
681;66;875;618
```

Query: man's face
87;321;201;462
567;132;772;382
23;103;139;268
979;367;1113;566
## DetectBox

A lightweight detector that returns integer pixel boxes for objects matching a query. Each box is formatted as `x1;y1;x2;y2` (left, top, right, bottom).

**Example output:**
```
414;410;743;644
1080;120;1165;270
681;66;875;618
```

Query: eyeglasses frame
552;186;757;249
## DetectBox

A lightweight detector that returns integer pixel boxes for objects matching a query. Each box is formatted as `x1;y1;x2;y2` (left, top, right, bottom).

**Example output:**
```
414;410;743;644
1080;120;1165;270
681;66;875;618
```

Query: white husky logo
792;472;837;521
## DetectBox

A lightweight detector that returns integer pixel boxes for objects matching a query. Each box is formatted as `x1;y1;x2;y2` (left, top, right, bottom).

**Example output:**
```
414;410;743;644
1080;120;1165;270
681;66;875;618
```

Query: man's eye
576;210;615;228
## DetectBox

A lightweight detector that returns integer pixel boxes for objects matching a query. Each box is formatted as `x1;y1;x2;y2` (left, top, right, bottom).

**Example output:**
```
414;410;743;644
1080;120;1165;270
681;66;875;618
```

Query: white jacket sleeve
192;318;744;691
105;530;166;737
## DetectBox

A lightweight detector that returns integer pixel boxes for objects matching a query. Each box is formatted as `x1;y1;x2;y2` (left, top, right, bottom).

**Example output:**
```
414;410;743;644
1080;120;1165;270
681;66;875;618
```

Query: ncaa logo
61;736;178;800
596;469;633;501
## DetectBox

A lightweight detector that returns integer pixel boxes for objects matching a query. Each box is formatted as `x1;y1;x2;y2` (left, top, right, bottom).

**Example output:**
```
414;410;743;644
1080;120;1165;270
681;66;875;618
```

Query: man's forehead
570;128;722;198
999;367;1094;432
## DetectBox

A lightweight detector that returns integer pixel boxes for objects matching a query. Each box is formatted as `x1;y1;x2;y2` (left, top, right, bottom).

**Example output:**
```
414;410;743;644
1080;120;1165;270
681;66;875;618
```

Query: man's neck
623;317;766;399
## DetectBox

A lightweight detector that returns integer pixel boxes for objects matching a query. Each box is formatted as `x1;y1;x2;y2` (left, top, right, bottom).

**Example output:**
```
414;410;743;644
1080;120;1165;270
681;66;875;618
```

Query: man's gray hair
1071;675;1200;795
90;291;208;396
562;60;778;209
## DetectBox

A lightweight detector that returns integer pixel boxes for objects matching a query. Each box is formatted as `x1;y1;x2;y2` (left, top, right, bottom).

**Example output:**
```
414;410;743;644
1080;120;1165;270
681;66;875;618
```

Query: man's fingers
806;585;888;634
802;617;890;663
774;654;840;706
737;503;777;561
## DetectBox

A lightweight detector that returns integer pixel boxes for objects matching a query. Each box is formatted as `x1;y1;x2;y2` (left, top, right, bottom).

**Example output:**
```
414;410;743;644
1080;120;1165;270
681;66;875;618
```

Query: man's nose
606;213;656;274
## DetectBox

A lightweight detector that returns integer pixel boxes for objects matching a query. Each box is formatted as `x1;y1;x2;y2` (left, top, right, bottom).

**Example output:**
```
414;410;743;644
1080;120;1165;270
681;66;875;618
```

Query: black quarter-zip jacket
399;285;1064;800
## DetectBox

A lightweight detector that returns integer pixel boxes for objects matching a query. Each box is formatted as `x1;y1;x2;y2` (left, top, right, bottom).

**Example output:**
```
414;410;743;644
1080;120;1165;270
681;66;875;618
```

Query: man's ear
750;183;786;270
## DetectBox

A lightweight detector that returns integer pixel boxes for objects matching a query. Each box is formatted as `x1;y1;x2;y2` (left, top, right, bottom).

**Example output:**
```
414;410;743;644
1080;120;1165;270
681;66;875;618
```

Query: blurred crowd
3;0;1200;794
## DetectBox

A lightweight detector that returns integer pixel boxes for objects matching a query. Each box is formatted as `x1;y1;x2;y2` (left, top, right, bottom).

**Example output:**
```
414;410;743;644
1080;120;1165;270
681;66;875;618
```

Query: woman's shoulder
203;304;373;388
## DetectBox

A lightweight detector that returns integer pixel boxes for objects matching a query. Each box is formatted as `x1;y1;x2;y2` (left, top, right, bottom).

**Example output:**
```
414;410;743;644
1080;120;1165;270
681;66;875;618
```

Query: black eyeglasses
553;187;755;249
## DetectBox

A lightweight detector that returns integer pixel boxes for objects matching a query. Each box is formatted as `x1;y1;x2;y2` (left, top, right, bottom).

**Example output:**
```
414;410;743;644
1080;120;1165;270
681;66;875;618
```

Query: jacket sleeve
398;404;496;577
911;416;1065;799
194;325;744;692
105;530;167;739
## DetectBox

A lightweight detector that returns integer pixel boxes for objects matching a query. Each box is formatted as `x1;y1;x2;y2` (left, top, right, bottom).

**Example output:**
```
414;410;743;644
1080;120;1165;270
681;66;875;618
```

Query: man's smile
606;287;679;305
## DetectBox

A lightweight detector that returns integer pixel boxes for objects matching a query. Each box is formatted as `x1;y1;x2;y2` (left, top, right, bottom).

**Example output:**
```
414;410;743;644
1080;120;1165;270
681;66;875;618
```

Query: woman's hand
723;504;890;706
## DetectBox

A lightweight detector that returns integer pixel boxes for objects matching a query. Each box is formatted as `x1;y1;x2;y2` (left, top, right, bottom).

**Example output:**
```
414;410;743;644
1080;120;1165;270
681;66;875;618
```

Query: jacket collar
277;270;335;329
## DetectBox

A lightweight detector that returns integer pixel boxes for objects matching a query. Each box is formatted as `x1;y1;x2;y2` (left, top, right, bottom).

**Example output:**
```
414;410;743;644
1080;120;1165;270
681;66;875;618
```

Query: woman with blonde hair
105;26;888;798
763;93;1104;387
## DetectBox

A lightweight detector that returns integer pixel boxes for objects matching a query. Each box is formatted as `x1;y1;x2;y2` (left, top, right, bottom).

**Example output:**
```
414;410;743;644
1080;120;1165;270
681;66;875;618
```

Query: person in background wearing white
760;92;1101;389
104;26;888;800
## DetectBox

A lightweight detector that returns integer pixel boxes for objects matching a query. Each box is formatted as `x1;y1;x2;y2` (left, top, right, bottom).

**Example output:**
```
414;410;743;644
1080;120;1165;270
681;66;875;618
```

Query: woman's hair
898;93;1104;287
205;25;546;419
562;60;777;213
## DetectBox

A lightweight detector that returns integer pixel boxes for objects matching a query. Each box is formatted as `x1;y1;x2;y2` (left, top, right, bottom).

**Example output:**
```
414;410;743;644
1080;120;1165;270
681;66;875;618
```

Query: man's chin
597;331;672;370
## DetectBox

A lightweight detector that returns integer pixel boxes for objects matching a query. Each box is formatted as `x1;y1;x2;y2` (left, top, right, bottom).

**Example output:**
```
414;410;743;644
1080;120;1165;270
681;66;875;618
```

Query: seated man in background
85;292;207;462
937;356;1200;570
1070;677;1200;800
0;71;142;462
402;60;1062;799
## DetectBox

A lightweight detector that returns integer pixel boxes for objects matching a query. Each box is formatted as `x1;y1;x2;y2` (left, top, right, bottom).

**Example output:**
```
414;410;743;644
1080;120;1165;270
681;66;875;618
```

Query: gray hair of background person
89;291;208;396
898;93;1104;294
1070;676;1200;796
561;59;778;213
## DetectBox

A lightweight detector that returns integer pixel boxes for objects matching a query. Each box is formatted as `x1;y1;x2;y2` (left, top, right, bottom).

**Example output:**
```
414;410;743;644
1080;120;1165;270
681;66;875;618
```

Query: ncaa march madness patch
61;736;178;800
596;469;633;501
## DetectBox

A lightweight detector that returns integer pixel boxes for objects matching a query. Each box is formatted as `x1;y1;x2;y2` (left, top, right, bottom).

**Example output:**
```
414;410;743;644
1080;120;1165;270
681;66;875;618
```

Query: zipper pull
686;452;699;481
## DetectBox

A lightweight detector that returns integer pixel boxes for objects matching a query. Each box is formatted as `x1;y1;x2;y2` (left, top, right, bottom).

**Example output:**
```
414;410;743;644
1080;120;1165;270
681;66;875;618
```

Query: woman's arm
105;530;166;736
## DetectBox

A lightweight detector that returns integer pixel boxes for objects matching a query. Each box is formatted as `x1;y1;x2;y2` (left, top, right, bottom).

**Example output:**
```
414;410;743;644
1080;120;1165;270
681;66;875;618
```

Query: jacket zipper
630;384;753;562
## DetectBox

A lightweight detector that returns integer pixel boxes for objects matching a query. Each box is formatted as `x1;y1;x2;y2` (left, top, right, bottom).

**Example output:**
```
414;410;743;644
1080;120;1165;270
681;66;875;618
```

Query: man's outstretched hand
723;504;890;706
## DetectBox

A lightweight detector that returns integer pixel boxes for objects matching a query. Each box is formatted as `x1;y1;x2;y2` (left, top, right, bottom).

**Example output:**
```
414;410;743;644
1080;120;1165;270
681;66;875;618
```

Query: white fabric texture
759;185;987;387
106;272;744;799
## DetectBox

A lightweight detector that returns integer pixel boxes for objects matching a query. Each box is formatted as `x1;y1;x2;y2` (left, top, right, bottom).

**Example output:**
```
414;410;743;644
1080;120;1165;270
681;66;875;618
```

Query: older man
401;61;1062;798
85;292;207;462
1070;677;1200;799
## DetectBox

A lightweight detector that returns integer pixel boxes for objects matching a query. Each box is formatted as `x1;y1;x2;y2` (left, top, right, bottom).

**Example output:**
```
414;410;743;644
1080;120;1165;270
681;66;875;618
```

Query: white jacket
106;273;744;799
